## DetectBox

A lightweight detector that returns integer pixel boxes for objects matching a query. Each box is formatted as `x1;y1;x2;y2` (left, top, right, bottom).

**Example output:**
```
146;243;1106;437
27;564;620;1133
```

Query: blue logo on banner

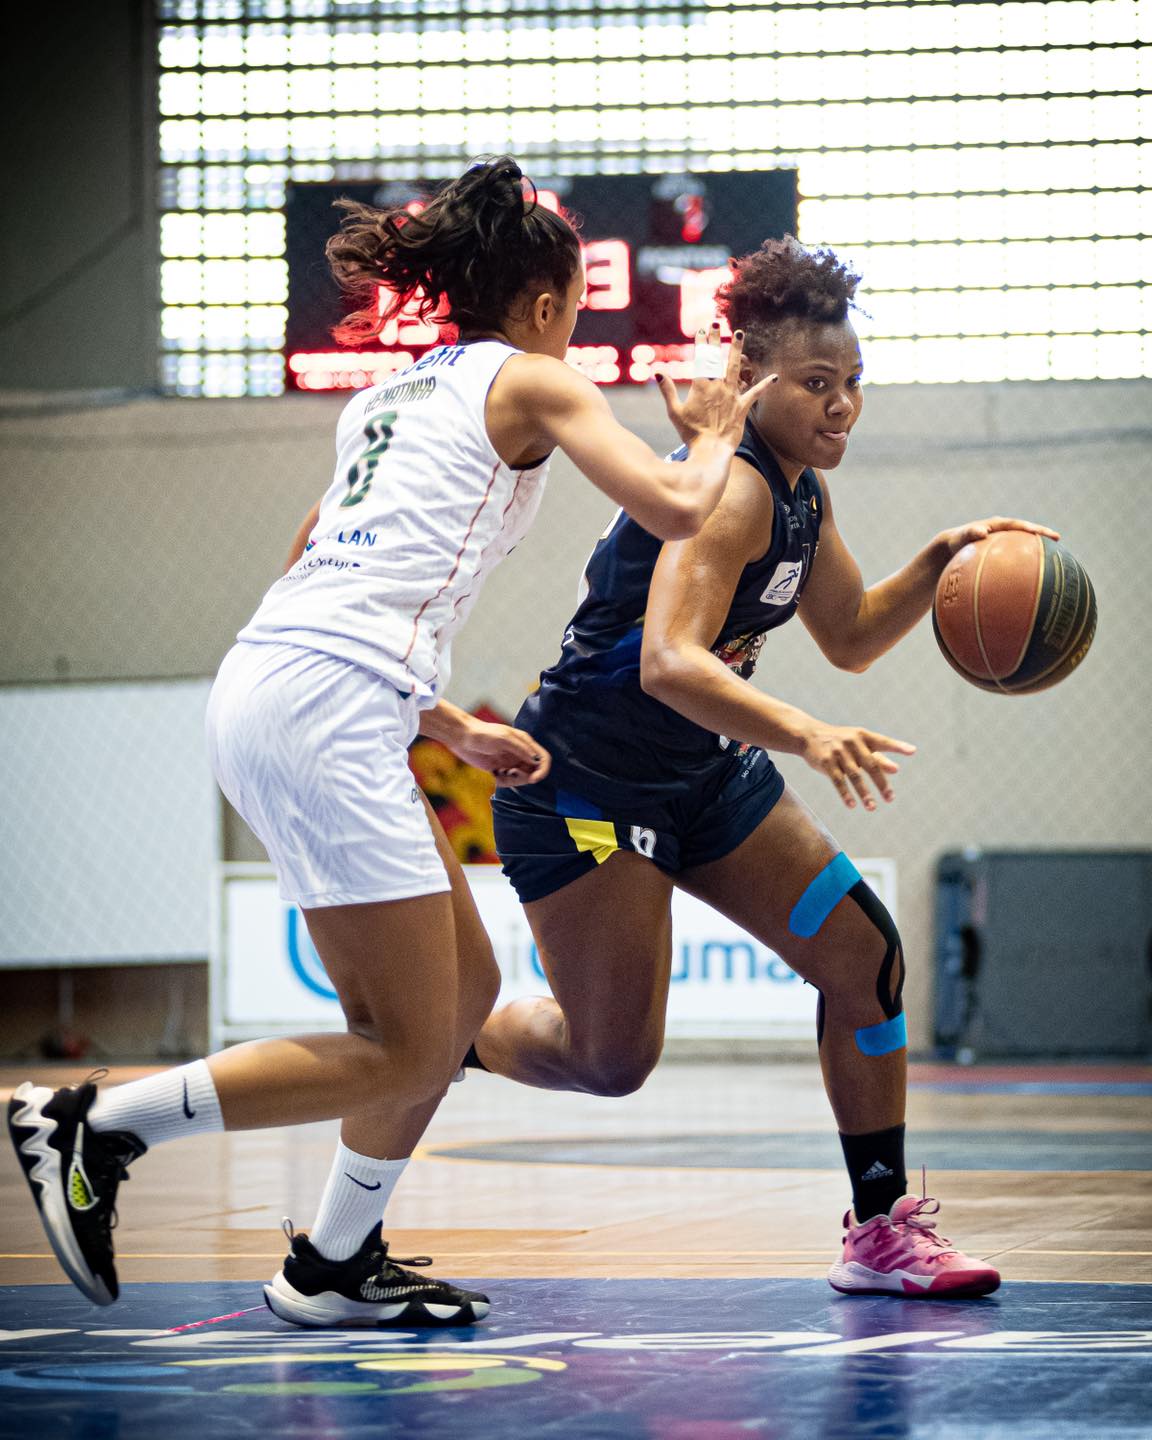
286;908;338;1000
529;940;798;985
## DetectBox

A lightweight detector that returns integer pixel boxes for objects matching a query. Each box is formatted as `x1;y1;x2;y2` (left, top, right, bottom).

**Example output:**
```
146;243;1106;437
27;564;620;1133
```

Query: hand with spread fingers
800;723;918;812
654;321;778;452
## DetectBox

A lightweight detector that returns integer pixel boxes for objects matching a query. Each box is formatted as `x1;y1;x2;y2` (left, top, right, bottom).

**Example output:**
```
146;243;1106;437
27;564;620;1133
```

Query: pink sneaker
828;1193;1001;1298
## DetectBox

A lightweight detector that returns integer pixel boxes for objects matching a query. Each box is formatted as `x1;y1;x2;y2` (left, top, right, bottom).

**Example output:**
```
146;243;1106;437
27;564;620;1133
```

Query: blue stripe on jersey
514;420;824;807
554;790;605;819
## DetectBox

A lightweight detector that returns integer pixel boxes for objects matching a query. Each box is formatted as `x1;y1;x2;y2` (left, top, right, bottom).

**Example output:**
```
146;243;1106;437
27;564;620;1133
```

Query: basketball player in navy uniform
472;236;1057;1298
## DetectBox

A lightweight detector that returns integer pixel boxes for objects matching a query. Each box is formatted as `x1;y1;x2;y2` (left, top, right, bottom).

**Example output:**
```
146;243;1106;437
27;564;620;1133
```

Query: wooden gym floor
2;1059;1150;1439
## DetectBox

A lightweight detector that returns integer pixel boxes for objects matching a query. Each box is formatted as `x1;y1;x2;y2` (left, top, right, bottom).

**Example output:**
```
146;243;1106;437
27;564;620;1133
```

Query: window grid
156;0;1151;394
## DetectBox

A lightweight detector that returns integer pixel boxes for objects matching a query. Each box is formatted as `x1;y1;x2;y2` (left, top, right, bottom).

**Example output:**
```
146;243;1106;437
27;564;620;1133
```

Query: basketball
932;532;1097;694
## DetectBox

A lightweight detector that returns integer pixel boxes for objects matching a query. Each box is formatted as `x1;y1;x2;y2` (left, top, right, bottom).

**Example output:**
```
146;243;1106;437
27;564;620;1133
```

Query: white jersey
239;341;550;702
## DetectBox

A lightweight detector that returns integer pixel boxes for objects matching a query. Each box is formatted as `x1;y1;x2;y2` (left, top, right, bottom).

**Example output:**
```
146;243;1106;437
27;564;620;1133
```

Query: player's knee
571;1040;662;1097
345;1018;458;1101
846;880;905;1014
788;857;906;1052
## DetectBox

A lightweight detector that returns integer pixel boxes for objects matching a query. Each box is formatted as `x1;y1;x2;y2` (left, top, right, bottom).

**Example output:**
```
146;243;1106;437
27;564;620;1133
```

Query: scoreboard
285;170;797;391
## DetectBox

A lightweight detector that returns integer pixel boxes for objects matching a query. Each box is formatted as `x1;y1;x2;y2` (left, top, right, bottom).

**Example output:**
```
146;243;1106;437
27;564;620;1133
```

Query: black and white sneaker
264;1221;490;1328
7;1078;146;1306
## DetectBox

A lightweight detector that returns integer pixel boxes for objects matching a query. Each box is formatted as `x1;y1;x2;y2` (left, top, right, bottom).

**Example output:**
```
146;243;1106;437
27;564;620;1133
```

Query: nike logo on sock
345;1173;382;1191
182;1079;196;1120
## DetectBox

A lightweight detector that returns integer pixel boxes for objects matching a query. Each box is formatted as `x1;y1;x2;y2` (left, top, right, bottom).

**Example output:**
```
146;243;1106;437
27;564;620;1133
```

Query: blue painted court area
1;1280;1149;1440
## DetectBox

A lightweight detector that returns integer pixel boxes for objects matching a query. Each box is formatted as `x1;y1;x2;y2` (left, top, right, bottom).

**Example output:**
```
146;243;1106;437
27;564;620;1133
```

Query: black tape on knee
847;879;905;1021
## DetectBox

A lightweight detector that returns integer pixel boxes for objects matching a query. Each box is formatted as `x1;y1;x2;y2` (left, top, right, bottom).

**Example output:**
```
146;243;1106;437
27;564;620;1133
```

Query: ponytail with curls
326;157;582;345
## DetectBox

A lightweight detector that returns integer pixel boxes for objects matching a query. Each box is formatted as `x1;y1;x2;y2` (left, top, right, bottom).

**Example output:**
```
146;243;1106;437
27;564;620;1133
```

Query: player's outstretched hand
451;720;551;787
800;723;917;812
938;515;1060;559
655;322;778;451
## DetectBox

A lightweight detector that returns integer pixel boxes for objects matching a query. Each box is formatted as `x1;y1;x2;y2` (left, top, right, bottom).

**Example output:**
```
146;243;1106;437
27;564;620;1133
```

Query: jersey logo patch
759;560;804;607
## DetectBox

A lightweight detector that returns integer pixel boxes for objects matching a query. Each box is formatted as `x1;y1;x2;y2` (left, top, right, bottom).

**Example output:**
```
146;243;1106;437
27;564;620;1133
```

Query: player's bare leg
474;853;675;1095
677;787;906;1139
9;796;499;1321
679;785;998;1297
257;797;498;1326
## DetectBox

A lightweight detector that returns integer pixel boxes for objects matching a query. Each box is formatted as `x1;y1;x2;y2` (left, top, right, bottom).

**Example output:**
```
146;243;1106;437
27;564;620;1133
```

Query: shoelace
71;1069;141;1237
280;1219;436;1281
894;1196;959;1260
367;1247;438;1284
93;1135;145;1236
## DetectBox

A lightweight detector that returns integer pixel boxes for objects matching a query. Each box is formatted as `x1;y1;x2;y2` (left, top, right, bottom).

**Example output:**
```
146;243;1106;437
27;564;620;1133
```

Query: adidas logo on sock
861;1160;894;1182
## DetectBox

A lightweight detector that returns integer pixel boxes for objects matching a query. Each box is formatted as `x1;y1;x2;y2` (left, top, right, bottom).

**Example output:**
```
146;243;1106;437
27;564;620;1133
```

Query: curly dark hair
716;236;862;363
326;156;582;345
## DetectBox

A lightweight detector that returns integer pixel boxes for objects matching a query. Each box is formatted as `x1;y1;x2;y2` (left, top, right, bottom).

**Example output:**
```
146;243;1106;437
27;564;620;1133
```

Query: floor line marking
167;1306;265;1332
6;1248;1152;1259
0;1250;834;1261
1015;1249;1152;1257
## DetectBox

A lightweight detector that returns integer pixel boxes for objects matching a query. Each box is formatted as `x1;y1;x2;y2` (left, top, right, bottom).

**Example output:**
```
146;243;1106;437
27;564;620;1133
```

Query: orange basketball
932;532;1097;694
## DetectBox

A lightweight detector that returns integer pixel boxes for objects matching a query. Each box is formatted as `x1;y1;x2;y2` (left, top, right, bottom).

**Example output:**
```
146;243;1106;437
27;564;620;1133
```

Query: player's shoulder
495;351;595;408
725;452;780;522
681;454;776;566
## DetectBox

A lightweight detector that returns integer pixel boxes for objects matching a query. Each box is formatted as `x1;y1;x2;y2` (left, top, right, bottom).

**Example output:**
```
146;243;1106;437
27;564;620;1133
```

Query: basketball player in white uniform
8;157;775;1328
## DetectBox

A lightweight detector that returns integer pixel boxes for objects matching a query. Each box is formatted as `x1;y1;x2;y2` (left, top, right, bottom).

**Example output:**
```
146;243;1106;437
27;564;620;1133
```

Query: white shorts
205;641;451;907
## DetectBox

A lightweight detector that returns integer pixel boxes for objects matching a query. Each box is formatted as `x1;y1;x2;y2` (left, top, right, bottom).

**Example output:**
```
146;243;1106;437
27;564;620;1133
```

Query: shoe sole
7;1084;114;1307
263;1272;490;1328
828;1258;1000;1299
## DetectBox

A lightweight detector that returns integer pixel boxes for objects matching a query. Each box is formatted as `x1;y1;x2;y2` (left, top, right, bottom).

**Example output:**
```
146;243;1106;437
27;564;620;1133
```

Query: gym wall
2;378;1148;1051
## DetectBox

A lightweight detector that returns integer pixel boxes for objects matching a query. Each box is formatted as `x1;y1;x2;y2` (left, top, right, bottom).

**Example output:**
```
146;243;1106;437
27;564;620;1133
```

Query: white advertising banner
211;860;896;1048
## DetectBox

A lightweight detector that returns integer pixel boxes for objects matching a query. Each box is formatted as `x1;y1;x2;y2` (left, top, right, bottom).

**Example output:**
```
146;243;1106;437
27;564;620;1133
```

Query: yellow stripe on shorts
563;818;619;865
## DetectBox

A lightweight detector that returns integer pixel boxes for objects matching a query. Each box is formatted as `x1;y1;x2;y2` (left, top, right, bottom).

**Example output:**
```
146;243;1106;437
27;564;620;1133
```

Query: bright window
157;0;1150;394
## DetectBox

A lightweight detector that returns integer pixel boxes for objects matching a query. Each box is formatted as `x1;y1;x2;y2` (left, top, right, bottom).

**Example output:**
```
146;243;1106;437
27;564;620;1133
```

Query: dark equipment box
935;850;1152;1060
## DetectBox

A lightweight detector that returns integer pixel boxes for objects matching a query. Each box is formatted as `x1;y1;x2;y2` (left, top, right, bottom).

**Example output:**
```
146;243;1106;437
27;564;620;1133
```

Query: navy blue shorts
492;745;786;904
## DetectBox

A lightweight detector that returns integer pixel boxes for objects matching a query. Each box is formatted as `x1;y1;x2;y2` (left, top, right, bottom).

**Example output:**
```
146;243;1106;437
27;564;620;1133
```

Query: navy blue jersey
512;420;824;807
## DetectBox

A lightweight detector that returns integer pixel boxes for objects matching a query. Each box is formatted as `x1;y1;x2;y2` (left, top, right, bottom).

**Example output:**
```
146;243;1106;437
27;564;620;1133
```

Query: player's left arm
418;700;551;787
798;474;1060;671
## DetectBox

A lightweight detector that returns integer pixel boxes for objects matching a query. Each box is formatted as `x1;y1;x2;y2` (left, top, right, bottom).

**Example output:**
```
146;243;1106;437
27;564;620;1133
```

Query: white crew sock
87;1059;224;1148
308;1142;409;1262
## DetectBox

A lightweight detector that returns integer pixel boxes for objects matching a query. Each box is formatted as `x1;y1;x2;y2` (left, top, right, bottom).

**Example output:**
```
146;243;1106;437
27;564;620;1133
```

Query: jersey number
341;411;397;508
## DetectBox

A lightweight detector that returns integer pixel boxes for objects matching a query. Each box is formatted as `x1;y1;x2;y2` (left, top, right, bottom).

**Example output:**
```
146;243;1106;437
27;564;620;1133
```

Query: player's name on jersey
365;373;438;414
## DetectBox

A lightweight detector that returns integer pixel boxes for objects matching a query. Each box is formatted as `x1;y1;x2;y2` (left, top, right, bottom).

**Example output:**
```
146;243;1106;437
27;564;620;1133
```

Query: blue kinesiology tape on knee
788;852;863;937
855;1013;907;1056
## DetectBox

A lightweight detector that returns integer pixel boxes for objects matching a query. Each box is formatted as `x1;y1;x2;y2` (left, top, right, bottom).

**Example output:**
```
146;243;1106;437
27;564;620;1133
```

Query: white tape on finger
693;341;726;379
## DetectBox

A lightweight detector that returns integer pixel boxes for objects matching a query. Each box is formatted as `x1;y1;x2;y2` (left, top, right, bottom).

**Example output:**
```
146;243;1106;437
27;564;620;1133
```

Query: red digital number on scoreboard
583;240;631;311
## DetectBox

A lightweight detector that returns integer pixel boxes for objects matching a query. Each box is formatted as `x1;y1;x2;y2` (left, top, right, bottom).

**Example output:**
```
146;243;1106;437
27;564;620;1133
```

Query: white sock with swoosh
308;1142;408;1261
87;1059;223;1146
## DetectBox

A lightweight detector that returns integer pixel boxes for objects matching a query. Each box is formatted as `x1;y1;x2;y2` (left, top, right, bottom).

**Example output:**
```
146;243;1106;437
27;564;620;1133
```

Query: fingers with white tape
693;323;727;379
